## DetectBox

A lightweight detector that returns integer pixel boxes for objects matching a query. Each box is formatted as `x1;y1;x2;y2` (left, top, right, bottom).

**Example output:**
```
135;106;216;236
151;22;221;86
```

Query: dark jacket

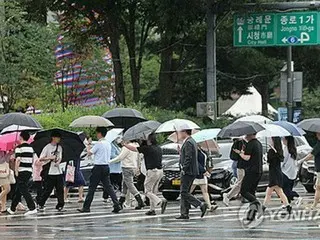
180;137;199;176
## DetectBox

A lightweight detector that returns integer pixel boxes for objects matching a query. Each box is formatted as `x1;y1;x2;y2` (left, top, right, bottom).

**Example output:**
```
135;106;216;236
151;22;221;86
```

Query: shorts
193;177;208;185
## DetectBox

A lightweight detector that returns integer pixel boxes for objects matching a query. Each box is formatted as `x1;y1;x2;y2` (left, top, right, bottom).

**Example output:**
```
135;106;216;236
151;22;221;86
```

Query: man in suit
176;128;207;220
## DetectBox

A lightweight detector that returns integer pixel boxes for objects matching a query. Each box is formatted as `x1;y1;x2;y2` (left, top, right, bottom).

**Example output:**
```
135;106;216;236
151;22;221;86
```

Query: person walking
103;142;122;202
123;134;167;216
64;158;85;203
189;147;217;212
301;132;320;209
110;141;145;210
176;128;207;220
38;131;65;212
234;133;263;222
282;136;301;206
78;127;121;213
33;154;43;206
223;137;247;206
0;151;11;213
7;131;37;216
262;137;292;214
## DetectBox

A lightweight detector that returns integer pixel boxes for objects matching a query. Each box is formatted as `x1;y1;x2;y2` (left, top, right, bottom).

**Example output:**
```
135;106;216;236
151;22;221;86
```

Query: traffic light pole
287;46;293;122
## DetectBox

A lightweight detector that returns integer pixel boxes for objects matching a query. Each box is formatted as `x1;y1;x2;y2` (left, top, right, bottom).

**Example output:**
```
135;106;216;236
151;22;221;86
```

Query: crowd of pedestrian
1;116;320;226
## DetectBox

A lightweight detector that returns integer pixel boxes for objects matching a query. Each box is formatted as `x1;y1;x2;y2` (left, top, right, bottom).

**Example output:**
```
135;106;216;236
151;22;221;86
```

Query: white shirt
109;143;139;169
91;139;111;165
281;145;298;180
40;143;63;175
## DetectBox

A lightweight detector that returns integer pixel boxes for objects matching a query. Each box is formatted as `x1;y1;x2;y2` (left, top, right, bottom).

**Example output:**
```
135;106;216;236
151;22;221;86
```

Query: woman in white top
110;141;145;210
282;136;301;205
0;151;11;213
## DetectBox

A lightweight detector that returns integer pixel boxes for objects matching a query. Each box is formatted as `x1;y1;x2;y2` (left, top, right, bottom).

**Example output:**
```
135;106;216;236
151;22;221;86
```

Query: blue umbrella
192;128;221;143
273;121;305;136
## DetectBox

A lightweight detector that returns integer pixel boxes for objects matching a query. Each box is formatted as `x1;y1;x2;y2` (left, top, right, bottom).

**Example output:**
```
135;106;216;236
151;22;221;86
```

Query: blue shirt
109;143;122;173
91;139;111;165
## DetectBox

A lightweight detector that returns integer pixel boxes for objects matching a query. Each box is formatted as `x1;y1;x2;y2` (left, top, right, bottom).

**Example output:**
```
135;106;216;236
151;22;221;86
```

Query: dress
193;149;207;185
66;159;85;188
267;149;283;187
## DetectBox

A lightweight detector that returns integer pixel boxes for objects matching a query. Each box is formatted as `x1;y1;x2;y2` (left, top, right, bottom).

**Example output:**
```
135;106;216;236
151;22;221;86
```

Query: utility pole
206;0;217;120
287;47;293;122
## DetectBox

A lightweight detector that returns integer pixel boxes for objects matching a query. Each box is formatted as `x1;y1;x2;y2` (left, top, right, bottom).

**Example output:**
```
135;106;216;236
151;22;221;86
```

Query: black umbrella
218;121;265;138
102;108;146;130
31;128;85;163
123;120;161;141
297;118;320;133
0;113;42;131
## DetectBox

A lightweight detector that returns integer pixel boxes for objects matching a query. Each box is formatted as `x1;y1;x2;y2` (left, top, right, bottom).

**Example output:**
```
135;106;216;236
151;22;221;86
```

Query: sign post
233;11;318;122
234;11;319;47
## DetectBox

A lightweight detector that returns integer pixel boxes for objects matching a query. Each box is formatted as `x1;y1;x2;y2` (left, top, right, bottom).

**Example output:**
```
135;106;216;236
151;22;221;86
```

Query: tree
0;1;55;112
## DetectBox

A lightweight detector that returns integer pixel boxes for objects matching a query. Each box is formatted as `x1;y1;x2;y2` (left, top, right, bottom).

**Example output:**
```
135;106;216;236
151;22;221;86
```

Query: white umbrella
106;128;124;142
256;124;291;138
235;115;272;124
0;124;41;135
156;119;200;133
70;116;114;128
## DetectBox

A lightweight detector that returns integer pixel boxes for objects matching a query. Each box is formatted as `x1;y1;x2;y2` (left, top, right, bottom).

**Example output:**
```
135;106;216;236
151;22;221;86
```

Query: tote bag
65;161;75;183
0;162;10;179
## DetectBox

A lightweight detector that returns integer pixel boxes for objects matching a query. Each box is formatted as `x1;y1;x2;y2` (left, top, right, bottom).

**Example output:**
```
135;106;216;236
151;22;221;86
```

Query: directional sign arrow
237;26;243;43
282;37;287;44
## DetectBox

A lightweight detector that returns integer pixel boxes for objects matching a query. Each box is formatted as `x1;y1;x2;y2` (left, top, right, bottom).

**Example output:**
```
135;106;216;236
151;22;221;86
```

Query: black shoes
161;200;168;214
112;205;121;214
176;215;189;220
135;195;145;210
145;210;156;216
200;203;208;218
77;208;90;213
119;196;126;209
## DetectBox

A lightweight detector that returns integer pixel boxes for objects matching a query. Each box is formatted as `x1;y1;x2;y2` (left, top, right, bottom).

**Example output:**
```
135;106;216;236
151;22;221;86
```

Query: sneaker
77;208;90;213
210;205;218;212
200;203;208;218
112;206;121;214
145;210;156;216
295;197;303;207
223;193;229;207
6;208;15;215
24;209;37;216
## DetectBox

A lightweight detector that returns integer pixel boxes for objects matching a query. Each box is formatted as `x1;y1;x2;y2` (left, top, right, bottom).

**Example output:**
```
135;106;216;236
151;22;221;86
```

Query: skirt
193;177;208;186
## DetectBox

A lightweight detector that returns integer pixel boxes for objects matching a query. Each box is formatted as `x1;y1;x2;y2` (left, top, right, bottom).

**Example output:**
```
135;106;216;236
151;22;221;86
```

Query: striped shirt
15;143;34;173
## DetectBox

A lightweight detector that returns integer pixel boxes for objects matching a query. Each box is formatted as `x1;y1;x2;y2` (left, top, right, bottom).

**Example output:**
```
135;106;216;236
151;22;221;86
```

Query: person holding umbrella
78;127;121;213
298;119;320;209
123;133;167;216
38;131;64;212
300;132;320;209
262;137;292;214
234;133;263;222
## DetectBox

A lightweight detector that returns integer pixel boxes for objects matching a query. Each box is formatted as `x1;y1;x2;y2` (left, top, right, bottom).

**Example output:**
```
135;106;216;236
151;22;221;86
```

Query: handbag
0;162;10;179
9;170;16;184
65;161;75;183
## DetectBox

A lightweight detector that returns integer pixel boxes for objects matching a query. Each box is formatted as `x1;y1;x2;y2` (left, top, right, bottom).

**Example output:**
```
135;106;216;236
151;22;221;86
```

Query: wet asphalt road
1;185;320;240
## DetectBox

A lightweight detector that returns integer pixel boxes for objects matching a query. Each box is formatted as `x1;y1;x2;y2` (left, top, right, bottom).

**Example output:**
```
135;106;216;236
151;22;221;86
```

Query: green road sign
234;11;319;47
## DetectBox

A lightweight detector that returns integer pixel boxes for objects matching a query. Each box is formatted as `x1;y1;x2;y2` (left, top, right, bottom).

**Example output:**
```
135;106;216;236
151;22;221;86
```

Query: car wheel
162;192;180;201
304;185;315;193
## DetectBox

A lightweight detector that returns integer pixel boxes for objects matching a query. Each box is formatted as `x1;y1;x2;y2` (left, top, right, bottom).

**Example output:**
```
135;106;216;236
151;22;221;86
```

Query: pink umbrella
0;132;34;152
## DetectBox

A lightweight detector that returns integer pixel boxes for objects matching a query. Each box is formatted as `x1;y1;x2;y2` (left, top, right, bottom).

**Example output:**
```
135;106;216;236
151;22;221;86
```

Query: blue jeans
232;161;238;178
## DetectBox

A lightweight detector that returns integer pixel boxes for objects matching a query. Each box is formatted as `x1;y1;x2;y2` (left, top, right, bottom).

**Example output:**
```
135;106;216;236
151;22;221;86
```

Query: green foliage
0;1;55;112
